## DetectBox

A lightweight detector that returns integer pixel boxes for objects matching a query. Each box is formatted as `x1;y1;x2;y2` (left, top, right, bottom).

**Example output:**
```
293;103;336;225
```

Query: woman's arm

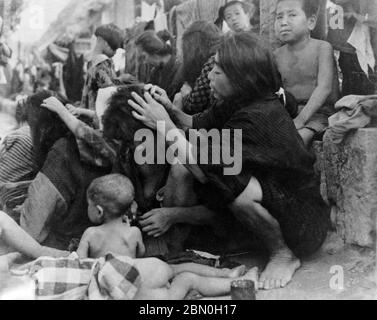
128;91;207;184
41;97;90;140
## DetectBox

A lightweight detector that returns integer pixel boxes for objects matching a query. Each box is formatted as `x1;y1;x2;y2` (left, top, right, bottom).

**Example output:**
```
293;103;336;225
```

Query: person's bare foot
227;265;247;278
259;248;301;290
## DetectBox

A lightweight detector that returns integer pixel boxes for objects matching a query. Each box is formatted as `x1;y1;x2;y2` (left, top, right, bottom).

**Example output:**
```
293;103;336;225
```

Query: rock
322;129;377;248
322;232;345;255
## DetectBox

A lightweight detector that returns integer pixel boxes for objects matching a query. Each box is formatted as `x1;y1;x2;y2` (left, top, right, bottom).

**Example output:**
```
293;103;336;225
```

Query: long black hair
26;90;71;169
135;29;176;57
217;32;281;102
179;21;221;88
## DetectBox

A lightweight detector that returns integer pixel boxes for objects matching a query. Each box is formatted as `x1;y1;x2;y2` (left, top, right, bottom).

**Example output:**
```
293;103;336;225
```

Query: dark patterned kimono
192;96;330;258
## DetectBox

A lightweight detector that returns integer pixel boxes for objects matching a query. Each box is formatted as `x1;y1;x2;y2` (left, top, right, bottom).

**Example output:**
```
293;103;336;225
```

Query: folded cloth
87;254;141;300
327;95;377;143
23;253;141;300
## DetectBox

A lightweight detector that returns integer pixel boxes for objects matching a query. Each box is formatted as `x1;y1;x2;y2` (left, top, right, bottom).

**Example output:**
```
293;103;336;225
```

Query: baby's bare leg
165;268;258;300
170;263;246;279
134;287;171;300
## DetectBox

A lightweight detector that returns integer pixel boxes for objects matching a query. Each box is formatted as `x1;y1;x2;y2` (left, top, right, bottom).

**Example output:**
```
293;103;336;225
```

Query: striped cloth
0;126;37;183
28;253;142;300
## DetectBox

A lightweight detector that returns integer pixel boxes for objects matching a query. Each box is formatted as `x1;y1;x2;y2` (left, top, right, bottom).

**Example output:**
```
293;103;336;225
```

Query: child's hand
41;97;66;114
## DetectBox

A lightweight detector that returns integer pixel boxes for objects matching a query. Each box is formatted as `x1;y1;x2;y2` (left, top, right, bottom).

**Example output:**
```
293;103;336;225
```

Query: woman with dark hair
136;30;182;99
18;91;110;250
129;32;330;290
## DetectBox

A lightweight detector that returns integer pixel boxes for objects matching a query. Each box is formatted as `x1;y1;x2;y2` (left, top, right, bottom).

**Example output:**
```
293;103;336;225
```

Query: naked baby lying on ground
0;174;257;300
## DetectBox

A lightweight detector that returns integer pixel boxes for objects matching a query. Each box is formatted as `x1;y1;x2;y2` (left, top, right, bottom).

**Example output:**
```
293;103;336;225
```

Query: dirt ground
203;233;376;300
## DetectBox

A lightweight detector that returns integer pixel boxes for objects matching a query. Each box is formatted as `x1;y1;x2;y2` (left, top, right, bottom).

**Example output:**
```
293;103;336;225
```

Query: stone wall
316;129;377;248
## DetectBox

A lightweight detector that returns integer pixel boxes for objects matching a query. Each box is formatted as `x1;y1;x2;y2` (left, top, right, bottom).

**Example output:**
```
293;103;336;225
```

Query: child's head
95;24;124;58
87;174;137;225
219;1;255;33
275;0;319;44
208;32;281;102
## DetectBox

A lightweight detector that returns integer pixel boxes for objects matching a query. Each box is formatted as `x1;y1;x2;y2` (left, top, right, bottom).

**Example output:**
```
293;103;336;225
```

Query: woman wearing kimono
128;32;330;291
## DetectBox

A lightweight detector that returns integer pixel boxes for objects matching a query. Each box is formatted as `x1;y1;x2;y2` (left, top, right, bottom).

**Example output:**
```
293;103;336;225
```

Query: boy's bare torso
275;38;323;102
87;223;140;259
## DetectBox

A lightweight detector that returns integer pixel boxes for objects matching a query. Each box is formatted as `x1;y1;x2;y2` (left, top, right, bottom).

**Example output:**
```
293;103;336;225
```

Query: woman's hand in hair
41;97;67;114
144;84;175;112
129;91;175;132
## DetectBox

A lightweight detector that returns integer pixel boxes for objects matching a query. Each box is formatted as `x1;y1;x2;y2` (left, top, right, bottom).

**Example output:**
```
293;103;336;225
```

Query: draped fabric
192;97;330;257
63;43;85;103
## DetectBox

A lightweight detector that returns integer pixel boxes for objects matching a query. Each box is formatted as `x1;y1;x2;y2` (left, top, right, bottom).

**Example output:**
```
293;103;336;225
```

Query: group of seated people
0;0;353;298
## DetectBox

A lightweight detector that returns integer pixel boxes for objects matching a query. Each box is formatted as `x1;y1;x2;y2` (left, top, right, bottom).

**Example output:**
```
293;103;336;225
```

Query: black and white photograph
0;0;376;303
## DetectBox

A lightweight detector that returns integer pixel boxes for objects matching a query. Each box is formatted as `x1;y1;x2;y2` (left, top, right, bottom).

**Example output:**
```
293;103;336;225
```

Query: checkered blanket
28;253;141;300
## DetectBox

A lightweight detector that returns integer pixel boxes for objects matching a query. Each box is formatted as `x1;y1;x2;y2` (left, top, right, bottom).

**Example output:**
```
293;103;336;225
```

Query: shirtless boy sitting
274;0;339;146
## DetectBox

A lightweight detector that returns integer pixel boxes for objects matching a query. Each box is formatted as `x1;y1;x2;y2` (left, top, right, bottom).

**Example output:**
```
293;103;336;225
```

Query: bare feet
227;265;247;278
259;248;301;290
